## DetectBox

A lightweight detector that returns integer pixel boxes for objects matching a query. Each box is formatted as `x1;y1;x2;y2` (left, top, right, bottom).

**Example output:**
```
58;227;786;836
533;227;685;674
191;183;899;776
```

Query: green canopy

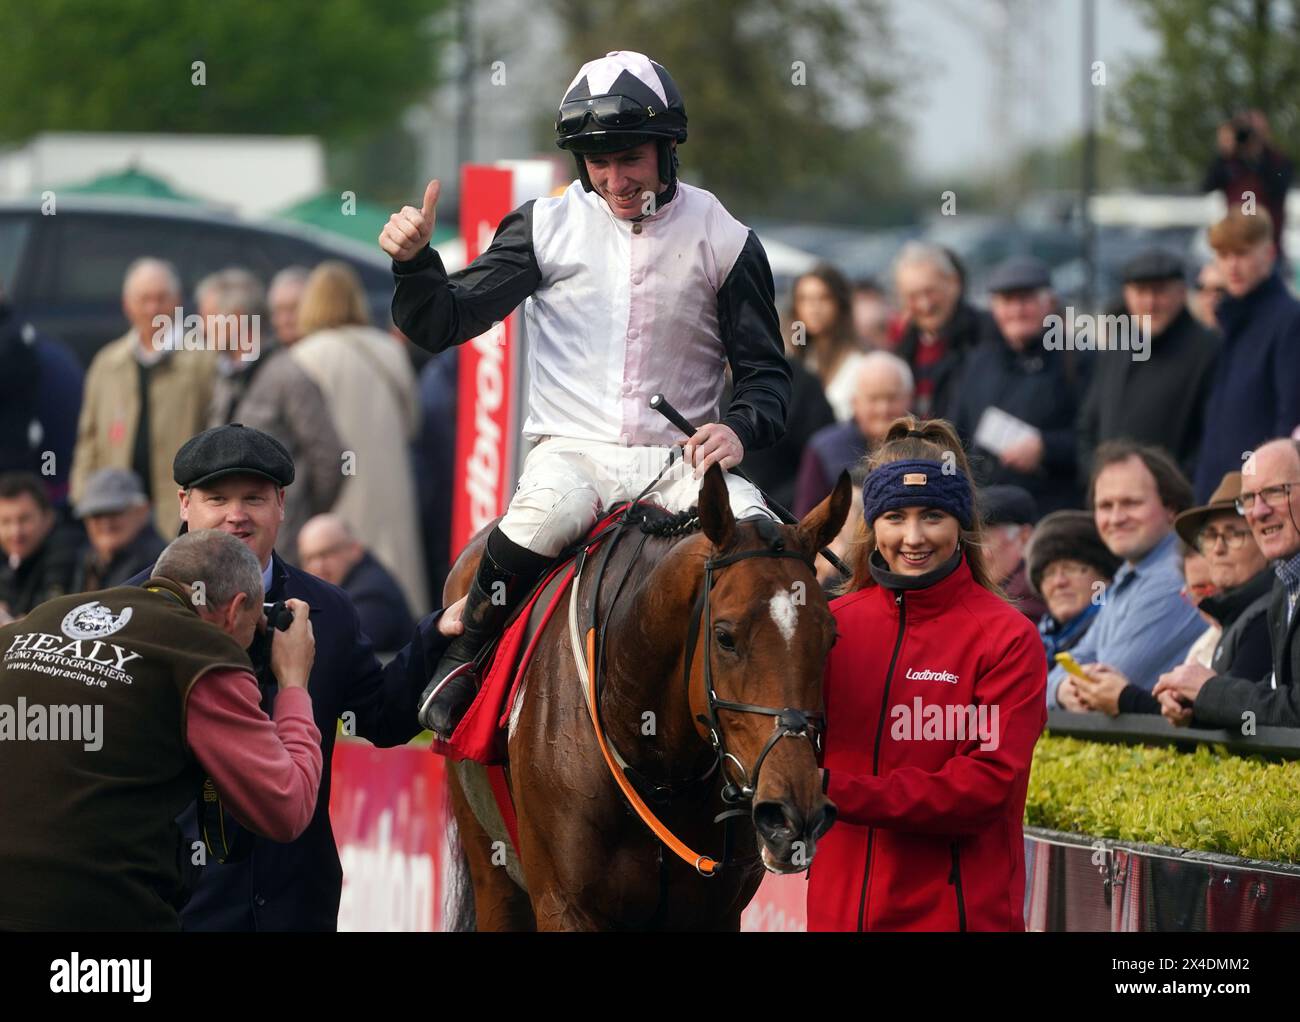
60;167;196;202
276;191;457;247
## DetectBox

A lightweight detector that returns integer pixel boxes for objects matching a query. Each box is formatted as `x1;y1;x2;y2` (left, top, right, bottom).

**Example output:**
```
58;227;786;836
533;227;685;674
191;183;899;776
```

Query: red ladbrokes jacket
808;556;1047;931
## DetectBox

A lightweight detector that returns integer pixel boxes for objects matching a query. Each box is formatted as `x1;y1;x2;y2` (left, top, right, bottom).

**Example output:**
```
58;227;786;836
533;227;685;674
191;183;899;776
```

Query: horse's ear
798;470;853;555
698;463;736;550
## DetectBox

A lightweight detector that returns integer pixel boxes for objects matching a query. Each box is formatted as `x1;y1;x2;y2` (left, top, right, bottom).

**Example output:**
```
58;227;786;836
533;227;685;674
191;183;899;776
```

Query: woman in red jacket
808;417;1047;931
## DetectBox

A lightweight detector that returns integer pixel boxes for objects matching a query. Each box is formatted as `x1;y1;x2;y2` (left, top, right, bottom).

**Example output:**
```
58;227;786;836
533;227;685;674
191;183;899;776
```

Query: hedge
1025;734;1300;864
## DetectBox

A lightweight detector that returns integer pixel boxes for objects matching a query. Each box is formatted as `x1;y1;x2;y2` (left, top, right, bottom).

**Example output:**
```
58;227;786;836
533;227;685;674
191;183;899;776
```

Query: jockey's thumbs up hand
380;179;440;262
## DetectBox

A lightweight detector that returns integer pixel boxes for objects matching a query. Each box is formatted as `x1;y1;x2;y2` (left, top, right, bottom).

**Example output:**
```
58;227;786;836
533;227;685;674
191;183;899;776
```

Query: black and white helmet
555;51;687;191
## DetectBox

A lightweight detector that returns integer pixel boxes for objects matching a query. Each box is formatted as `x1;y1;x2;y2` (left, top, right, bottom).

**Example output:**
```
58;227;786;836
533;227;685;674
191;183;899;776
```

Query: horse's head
691;464;851;874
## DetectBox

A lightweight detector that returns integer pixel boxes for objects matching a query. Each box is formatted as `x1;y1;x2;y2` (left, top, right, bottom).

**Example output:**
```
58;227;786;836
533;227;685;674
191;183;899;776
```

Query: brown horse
442;464;851;931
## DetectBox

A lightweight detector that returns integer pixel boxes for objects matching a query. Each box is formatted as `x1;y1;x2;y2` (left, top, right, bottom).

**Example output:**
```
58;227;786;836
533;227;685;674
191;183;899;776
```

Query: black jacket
727;357;833;511
390;198;791;454
343;550;416;653
1076;309;1220;482
0;523;84;616
895;300;993;421
128;552;448;930
1195;572;1300;728
950;328;1085;513
1117;567;1274;715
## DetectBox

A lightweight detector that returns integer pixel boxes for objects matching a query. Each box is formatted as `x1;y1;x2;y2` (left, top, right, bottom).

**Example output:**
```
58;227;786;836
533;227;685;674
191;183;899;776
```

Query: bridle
682;536;826;814
571;488;827;877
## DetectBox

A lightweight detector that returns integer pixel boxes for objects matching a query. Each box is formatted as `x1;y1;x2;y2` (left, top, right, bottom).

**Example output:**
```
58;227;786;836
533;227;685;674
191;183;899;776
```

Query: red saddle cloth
429;505;635;765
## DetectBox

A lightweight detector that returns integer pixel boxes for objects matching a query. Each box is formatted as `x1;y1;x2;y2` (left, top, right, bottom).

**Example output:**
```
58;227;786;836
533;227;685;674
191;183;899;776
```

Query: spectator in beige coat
70;258;215;538
290;262;429;614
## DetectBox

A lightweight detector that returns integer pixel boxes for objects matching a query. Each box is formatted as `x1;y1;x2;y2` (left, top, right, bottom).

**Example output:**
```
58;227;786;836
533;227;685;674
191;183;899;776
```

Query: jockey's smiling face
584;141;667;219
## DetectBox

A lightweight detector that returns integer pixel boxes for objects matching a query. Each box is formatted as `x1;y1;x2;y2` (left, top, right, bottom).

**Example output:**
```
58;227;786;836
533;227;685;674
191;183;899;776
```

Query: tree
0;0;449;143
543;0;909;222
1110;0;1300;186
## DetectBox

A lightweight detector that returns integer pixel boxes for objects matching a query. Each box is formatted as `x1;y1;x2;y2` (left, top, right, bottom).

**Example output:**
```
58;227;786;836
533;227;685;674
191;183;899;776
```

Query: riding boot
418;528;552;738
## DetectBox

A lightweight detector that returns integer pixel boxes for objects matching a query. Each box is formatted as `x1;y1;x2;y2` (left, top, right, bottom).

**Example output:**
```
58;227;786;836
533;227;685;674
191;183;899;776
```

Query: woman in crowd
808;417;1047;931
1025;510;1120;658
289;262;429;615
789;263;866;422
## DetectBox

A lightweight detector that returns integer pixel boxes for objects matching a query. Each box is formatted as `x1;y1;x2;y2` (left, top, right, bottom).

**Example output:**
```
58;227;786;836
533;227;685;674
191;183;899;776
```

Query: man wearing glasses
380;50;790;738
1156;439;1300;727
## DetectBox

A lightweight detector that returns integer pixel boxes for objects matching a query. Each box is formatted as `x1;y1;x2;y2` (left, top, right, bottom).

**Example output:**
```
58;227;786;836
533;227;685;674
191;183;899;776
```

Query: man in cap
1155;439;1300;726
125;423;463;930
980;484;1043;621
1193;210;1300;501
0;528;322;930
381;49;790;738
1077;247;1220;482
73;468;166;592
950;256;1084;514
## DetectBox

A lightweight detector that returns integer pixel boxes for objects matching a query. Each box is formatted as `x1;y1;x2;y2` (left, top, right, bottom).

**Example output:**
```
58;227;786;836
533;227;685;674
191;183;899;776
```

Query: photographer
0;529;322;931
125;423;463;931
1203;110;1293;257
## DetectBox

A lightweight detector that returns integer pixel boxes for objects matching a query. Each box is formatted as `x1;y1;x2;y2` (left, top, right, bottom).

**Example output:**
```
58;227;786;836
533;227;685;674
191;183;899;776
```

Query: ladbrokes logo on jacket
904;666;960;684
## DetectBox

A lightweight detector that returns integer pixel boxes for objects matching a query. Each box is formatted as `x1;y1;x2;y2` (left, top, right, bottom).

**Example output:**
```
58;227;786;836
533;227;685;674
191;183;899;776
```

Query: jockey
381;50;792;739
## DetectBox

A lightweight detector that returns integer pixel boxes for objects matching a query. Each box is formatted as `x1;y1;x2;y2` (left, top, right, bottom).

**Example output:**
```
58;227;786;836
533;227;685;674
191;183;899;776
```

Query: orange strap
584;626;721;876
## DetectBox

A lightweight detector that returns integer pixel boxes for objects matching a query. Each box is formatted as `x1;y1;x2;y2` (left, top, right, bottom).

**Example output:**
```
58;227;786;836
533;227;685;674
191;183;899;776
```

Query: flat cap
986;255;1051;294
75;467;148;518
979;484;1038;526
173;423;295;489
1121;246;1185;285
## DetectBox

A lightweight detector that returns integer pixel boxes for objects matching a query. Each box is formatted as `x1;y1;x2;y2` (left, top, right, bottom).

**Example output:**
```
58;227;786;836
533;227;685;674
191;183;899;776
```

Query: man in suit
1156;438;1300;727
297;513;415;652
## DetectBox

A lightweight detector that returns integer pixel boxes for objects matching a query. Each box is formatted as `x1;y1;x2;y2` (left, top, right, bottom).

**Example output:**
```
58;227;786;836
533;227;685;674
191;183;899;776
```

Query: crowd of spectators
3;187;1300;723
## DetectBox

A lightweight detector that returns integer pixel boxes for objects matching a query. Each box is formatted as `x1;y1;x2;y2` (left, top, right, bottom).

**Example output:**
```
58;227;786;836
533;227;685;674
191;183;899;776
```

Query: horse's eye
714;627;736;652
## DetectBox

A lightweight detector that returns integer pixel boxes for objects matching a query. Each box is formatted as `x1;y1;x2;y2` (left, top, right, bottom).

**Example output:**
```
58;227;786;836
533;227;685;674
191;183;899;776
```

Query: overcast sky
894;0;1159;178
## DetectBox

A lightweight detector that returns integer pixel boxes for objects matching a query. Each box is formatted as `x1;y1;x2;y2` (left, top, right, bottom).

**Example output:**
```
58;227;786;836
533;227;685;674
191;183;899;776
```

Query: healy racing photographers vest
0;578;251;930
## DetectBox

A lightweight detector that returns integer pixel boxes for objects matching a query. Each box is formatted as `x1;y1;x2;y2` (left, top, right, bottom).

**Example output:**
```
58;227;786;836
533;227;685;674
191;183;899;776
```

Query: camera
263;600;294;632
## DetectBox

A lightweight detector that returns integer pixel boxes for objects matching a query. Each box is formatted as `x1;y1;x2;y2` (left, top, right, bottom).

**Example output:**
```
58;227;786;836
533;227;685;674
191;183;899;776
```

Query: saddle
429;500;684;765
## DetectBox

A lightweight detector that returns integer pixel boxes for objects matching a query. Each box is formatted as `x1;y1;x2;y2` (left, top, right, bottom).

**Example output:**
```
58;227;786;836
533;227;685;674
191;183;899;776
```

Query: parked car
0;196;396;367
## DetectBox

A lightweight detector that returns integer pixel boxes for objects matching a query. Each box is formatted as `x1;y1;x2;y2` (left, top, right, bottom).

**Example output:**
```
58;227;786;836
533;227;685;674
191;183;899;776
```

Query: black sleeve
1194;671;1300;729
1117;683;1161;715
348;608;453;747
716;230;792;453
1076;369;1101;487
391;201;542;356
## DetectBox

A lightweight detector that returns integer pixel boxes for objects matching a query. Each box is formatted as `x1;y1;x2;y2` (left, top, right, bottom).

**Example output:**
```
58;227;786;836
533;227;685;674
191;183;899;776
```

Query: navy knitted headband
862;458;974;529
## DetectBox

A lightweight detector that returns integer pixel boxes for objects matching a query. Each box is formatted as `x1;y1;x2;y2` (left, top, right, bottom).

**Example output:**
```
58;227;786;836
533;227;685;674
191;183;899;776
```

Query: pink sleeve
186;668;323;842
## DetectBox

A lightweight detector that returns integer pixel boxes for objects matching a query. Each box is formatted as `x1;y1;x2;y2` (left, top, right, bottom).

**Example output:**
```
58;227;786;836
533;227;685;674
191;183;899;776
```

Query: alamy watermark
0;698;102;751
1042;308;1150;362
890;697;1000;752
152;307;261;362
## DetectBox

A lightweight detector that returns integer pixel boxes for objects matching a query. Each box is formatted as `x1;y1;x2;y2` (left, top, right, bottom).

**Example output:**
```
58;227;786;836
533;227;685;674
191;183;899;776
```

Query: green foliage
1027;734;1300;864
543;0;908;222
0;0;449;143
1109;0;1300;186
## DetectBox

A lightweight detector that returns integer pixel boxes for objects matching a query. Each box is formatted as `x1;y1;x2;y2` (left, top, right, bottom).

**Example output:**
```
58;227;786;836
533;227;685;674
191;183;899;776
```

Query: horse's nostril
753;800;799;841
